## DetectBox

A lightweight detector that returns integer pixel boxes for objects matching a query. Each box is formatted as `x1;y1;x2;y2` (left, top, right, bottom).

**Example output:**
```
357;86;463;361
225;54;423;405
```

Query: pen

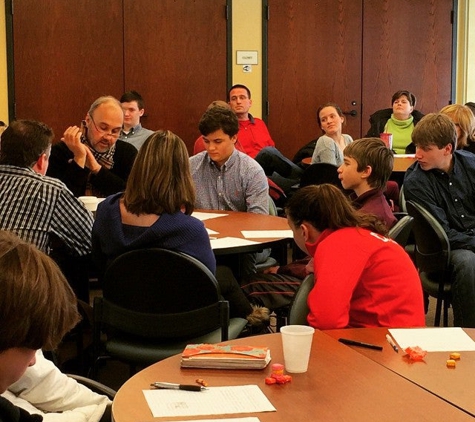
338;338;383;351
150;382;206;391
385;334;399;353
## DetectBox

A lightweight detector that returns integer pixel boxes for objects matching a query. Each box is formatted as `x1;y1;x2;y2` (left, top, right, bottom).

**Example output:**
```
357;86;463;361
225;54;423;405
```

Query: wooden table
112;331;475;421
325;327;475;417
301;155;416;172
196;210;292;257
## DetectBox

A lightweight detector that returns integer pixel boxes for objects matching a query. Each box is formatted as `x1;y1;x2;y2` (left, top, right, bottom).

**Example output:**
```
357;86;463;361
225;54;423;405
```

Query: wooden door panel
12;0;124;142
123;0;227;152
267;0;363;160
362;0;454;135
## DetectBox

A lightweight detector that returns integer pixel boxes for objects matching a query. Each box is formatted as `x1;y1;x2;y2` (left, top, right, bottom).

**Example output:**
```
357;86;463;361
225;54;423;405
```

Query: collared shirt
189;149;269;214
404;150;475;250
119;123;154;151
350;188;397;229
237;114;275;158
0;165;93;255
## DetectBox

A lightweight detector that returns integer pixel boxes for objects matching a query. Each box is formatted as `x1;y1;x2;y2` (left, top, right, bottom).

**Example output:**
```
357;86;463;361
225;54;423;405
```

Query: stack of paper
181;343;271;369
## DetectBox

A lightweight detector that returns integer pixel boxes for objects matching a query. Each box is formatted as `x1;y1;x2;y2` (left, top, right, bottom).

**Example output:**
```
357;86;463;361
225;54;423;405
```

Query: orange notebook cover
181;343;271;369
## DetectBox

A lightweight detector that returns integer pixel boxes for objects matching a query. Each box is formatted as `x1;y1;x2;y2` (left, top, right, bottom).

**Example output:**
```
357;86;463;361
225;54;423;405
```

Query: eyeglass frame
88;114;122;139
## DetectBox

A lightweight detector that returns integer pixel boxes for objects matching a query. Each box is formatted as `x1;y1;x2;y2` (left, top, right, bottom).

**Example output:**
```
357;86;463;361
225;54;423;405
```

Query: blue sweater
92;193;216;274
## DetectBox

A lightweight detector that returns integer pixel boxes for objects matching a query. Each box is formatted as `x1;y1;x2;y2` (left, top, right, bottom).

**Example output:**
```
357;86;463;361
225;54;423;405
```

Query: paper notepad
181;343;271;369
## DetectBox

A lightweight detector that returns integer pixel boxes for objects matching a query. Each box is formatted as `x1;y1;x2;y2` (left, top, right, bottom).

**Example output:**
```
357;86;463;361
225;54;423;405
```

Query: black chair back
388;215;414;247
288;274;314;326
299;163;343;188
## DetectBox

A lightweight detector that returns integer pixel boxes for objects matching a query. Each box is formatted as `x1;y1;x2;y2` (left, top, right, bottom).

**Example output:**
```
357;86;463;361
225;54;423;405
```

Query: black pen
338;338;383;351
151;382;206;391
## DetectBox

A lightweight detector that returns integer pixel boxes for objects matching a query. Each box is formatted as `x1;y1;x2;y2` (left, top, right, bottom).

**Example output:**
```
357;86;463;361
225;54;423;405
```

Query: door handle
342;109;357;117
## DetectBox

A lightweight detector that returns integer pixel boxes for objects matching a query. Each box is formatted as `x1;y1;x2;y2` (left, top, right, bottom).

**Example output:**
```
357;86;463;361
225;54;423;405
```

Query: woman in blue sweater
93;130;267;323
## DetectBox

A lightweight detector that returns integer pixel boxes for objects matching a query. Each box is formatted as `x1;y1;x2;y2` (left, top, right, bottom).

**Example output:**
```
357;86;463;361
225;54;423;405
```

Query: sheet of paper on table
192;212;229;221
210;237;260;248
162;418;260;422
143;385;275;418
241;230;293;239
206;228;219;236
389;327;475;352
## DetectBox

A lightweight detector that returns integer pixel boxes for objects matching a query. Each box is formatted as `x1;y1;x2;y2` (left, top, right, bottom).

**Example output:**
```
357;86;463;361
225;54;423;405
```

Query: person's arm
88;142;137;197
50;189;94;256
6;350;110;422
404;175;475;250
47;142;90;197
311;136;338;165
244;164;270;215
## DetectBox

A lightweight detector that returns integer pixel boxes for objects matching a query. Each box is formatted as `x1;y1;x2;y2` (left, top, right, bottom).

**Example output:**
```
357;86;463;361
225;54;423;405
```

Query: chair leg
443;299;449;327
434;298;442;327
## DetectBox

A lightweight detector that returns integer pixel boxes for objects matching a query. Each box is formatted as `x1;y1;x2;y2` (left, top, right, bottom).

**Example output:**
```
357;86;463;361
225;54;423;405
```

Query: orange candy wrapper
404;346;428;361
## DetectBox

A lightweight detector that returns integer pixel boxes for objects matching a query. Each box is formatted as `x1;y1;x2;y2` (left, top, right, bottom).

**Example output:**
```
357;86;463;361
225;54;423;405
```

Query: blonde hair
440;104;475;148
0;230;80;352
123;130;196;215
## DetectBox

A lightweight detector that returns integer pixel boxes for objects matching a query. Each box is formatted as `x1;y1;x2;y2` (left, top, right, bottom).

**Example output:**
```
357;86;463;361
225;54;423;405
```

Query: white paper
192;212;229;221
206;228;219;236
394;154;416;158
241;230;293;239
210;237;260;249
389;327;475;352
143;385;275;418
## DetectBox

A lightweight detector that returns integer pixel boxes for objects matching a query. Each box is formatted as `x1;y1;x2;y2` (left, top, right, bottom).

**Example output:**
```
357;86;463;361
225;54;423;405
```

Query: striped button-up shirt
0;165;93;256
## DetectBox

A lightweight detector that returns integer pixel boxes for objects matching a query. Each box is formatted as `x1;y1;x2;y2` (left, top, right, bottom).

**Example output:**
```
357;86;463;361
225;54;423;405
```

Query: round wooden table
112;330;475;421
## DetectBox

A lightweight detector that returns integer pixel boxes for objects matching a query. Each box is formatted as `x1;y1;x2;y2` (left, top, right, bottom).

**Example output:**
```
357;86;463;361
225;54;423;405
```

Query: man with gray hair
47;95;137;197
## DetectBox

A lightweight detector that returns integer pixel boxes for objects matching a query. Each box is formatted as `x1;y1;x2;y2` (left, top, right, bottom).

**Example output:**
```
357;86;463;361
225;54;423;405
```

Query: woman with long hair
243;184;425;329
93;130;267;324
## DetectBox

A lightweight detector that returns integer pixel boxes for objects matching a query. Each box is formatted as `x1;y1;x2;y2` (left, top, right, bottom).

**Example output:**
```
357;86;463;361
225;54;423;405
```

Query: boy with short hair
338;137;397;229
0;230;80;421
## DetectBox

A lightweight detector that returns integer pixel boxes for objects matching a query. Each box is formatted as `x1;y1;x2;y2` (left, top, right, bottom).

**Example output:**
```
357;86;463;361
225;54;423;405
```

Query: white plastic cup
280;325;315;373
78;196;98;212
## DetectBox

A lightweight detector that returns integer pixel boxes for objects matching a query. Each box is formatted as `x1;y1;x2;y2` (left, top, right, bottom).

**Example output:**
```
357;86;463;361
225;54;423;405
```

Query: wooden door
11;0;124;142
266;0;454;160
267;0;363;160
361;0;454;135
123;0;228;151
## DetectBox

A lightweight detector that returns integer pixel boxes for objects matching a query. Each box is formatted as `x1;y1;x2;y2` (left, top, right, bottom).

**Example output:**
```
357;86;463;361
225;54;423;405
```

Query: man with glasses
0;120;93;301
47;96;138;197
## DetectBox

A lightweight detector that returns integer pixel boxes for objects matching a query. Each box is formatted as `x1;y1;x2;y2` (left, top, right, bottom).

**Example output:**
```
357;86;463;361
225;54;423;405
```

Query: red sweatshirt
306;228;425;329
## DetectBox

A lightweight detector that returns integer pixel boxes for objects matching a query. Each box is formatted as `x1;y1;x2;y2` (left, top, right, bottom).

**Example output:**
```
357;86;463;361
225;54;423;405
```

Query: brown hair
316;103;345;131
0;120;53;167
392;90;416;107
440;104;475;149
285;184;387;235
0;230;80;352
411;113;457;151
343;138;394;190
198;106;239;137
123;130;196;215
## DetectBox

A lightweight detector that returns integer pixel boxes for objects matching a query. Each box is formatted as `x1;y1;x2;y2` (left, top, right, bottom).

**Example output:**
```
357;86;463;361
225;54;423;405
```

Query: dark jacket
47;140;137;197
365;108;425;153
0;397;42;422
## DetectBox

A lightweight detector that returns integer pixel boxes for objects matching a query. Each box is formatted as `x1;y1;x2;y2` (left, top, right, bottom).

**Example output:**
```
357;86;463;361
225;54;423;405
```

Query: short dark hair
227;84;251;101
391;90;416;107
343;138;394;190
199;106;239;137
411;113;456;151
120;90;145;110
0;120;53;167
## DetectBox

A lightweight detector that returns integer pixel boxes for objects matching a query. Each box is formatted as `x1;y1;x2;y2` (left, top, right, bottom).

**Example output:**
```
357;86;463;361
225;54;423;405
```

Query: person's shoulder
316;135;335;146
370;108;392;119
189;151;208;165
115;139;138;154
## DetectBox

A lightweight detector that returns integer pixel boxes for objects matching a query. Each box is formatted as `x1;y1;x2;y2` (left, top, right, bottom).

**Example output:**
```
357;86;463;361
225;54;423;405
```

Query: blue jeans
451;249;475;327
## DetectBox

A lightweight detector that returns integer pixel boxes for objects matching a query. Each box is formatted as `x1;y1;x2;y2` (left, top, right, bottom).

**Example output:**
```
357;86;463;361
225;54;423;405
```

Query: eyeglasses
89;115;121;139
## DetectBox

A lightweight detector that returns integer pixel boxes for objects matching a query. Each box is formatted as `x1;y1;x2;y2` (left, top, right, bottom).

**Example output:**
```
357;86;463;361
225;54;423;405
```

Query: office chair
388;215;414;247
288;274;315;326
406;201;452;326
91;248;247;378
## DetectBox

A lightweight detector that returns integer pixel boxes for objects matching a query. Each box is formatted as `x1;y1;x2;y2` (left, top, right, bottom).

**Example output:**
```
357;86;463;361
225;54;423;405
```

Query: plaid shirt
0;165;93;256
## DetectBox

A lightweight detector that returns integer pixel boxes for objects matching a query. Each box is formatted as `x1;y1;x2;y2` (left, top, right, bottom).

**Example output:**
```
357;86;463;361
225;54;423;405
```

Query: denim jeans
451;249;475;327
